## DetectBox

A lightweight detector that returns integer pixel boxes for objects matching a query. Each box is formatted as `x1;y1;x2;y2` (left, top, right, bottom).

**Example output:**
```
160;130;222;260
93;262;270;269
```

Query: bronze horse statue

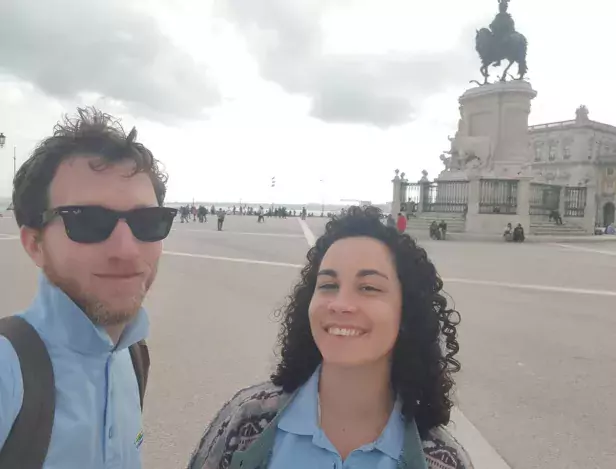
474;27;528;84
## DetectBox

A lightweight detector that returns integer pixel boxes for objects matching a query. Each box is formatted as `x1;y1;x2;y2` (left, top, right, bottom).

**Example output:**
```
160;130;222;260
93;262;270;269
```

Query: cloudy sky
0;0;613;205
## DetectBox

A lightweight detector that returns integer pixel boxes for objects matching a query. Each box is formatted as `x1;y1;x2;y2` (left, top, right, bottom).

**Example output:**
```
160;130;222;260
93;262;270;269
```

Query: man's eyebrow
357;269;389;280
317;269;337;277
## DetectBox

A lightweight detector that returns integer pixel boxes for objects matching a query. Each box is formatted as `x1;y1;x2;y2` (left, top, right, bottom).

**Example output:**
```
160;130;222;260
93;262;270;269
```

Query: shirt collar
374;398;405;460
277;365;321;436
277;365;405;460
22;272;149;355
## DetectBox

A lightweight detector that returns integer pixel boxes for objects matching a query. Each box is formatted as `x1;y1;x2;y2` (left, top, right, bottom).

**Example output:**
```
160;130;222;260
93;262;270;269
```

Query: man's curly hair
271;205;461;436
13;106;168;229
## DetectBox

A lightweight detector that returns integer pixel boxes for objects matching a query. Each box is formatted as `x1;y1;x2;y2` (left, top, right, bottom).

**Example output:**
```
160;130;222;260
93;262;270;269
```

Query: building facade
529;106;616;227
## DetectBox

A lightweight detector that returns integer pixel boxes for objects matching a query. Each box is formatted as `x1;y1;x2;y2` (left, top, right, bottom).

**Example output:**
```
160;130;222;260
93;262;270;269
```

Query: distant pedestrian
198;205;207;223
503;222;513;242
549;209;563;225
513;223;525;242
438;220;447;240
386;213;396;229
217;209;226;231
396;212;407;234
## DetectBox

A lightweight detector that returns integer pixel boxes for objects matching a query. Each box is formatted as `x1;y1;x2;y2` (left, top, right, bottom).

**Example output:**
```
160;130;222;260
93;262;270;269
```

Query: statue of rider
489;0;516;65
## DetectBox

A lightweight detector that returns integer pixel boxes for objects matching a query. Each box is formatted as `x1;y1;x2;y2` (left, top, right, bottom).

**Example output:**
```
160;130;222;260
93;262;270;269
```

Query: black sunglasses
41;205;178;244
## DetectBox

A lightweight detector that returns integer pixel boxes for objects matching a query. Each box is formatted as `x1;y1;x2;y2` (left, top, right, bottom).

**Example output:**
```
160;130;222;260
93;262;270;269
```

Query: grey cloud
221;0;477;128
0;0;219;122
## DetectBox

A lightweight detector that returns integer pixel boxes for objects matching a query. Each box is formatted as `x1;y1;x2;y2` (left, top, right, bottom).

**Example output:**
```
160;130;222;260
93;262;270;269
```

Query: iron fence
479;180;518;214
529;183;561;216
564;187;587;217
400;182;420;213
422;181;468;213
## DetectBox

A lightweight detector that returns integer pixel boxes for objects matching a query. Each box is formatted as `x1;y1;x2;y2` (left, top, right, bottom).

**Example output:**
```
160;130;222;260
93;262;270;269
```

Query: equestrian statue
473;0;528;85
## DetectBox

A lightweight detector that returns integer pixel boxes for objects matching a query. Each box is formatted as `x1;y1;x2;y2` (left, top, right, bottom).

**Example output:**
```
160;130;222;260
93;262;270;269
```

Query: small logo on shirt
135;429;144;449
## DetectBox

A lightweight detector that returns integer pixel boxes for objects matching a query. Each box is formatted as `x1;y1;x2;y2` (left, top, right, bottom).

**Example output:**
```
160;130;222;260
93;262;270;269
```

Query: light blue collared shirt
0;273;149;469
269;366;405;469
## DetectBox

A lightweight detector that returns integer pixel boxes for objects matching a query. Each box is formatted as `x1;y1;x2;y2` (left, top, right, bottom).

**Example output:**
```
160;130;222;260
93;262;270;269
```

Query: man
489;0;516;66
0;107;176;468
513;223;525;242
217;208;226;231
386;213;396;229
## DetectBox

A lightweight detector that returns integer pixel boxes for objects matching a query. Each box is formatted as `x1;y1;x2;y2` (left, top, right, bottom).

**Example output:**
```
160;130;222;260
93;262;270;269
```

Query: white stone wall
529;123;616;187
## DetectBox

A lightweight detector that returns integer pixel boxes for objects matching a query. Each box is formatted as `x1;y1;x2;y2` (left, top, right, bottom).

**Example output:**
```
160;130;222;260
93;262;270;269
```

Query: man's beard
43;261;157;327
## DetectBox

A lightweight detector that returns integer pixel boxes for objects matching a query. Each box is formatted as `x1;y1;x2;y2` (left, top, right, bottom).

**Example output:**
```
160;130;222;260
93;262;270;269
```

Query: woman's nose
327;288;358;314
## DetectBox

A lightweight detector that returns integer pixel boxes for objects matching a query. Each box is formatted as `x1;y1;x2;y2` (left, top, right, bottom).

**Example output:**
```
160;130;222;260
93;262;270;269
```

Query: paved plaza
1;214;615;469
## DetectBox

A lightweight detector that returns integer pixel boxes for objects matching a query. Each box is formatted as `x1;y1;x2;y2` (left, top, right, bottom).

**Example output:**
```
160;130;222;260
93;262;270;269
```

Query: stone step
530;223;584;229
530;227;588;235
406;220;466;233
406;220;465;228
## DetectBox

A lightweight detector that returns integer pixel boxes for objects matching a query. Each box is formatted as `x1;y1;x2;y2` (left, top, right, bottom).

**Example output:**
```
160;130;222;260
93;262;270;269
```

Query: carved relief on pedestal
439;153;452;171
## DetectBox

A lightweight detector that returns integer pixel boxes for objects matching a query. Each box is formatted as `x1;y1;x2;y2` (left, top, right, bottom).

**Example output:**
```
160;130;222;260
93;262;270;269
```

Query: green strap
230;395;429;469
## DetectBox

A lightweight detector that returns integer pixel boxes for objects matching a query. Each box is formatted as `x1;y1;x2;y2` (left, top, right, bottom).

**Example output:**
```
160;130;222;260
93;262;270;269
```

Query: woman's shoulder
187;381;289;469
421;426;475;469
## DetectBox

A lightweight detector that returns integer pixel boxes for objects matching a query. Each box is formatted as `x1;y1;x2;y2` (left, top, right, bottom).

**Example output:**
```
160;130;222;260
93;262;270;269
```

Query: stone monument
437;0;535;233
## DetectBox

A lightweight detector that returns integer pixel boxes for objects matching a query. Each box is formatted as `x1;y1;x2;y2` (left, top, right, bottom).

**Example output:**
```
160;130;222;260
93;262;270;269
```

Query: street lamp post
320;179;325;216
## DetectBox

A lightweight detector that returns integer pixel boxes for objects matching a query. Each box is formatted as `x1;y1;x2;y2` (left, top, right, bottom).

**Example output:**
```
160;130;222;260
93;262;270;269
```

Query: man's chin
85;298;143;327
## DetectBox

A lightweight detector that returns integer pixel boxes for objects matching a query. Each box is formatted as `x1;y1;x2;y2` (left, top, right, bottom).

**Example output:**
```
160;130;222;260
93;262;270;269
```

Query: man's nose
104;220;140;258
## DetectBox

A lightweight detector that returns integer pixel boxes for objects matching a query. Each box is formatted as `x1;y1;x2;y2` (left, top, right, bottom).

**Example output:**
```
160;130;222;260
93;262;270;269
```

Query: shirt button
108;427;114;439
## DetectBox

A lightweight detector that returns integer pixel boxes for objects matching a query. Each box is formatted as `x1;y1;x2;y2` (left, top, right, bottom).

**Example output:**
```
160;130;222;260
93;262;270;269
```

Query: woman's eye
317;283;338;290
360;285;381;292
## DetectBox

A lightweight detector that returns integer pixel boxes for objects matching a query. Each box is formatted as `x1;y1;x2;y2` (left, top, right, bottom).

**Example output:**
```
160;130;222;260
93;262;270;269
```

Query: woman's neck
318;360;394;426
317;360;395;460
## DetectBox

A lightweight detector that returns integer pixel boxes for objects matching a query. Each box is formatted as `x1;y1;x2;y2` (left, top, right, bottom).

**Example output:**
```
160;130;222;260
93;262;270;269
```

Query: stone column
417;170;429;214
391;170;402;216
558;186;566;218
582;184;597;234
463;177;481;232
516;178;532;232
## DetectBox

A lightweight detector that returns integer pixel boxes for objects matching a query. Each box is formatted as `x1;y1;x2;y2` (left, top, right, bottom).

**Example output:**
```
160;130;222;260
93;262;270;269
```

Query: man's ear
20;226;44;268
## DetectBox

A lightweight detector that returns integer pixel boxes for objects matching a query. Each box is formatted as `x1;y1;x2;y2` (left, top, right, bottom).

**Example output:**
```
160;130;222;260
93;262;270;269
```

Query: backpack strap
128;340;150;410
0;316;55;469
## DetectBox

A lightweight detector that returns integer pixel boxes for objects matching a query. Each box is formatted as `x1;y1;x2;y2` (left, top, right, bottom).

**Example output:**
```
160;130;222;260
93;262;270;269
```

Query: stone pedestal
441;80;537;181
460;80;536;176
436;81;537;234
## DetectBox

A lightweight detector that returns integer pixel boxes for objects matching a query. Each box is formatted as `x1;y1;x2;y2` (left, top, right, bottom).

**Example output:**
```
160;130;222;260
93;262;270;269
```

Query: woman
187;206;472;469
396;212;407;233
503;223;513;242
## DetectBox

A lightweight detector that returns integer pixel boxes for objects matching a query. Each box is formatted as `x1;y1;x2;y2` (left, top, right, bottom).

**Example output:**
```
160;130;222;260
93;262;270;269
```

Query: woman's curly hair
271;205;461;436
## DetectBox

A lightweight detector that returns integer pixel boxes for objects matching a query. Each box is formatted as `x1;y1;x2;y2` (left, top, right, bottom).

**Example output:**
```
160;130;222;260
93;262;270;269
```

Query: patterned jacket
187;382;474;469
